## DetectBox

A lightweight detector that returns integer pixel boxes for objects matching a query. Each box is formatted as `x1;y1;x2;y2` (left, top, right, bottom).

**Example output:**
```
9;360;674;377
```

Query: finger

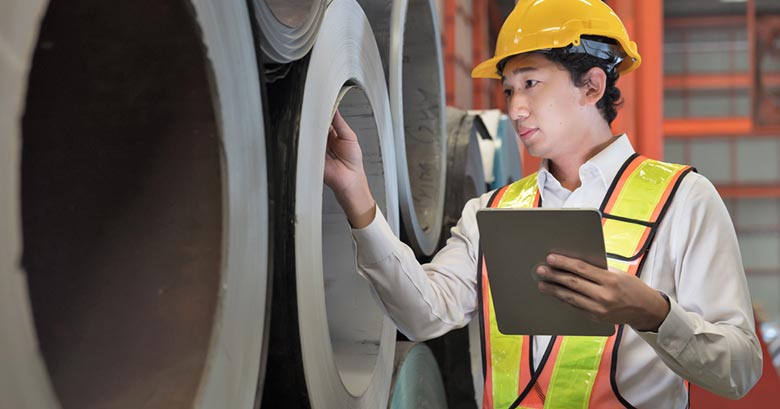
331;110;356;141
546;254;608;284
538;280;605;318
326;126;339;160
536;264;601;298
328;125;338;145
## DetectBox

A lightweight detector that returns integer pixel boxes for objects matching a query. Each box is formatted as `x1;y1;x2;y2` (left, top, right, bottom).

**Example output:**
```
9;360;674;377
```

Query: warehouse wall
661;0;780;372
437;0;503;110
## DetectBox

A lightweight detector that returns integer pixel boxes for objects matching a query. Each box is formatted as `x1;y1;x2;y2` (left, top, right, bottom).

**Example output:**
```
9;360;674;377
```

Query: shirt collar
536;134;636;194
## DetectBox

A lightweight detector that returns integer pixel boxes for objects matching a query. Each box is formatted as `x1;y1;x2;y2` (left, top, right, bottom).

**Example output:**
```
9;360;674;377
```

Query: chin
524;144;546;159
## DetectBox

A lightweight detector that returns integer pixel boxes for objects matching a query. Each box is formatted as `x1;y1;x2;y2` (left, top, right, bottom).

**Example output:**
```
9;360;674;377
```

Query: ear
580;67;607;106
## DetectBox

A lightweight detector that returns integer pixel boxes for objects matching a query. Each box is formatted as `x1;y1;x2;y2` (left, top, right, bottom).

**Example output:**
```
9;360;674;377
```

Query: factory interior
2;0;780;408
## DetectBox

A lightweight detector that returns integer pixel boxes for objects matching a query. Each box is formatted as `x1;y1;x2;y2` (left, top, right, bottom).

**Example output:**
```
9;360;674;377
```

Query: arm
324;111;377;229
638;175;762;398
352;199;482;341
324;112;481;341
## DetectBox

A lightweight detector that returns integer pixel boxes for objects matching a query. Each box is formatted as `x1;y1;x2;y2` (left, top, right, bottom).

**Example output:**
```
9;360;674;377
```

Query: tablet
476;208;615;336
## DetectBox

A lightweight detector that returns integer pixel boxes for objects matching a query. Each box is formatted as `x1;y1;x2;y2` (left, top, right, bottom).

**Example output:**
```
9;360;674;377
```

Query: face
501;53;591;162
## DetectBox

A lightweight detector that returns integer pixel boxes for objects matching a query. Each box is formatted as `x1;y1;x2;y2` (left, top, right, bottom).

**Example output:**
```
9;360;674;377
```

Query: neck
548;127;618;191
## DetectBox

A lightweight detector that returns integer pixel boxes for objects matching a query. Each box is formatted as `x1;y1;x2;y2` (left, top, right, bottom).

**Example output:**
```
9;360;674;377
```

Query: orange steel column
609;0;664;160
609;0;637;147
472;0;486;109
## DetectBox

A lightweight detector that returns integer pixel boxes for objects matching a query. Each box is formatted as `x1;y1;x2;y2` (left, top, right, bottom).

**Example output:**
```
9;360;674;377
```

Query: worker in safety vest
323;0;762;407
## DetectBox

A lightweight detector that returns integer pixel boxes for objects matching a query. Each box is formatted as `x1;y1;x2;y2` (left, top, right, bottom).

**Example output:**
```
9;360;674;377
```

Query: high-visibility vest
479;154;694;409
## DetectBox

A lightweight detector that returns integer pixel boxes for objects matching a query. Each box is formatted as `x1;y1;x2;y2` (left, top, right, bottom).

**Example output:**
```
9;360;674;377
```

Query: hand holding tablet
477;208;615;336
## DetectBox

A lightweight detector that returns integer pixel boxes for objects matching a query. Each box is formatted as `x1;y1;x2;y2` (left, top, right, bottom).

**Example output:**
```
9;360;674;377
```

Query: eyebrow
501;66;539;83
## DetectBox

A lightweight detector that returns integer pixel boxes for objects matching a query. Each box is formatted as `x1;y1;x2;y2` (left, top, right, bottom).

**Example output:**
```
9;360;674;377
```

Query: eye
525;80;539;89
503;88;512;98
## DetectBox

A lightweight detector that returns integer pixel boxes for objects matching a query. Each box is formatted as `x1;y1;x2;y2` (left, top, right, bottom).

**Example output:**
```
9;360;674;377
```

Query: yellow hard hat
472;0;641;79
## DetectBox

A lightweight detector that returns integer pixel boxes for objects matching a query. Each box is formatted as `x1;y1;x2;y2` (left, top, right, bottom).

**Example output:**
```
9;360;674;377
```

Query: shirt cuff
351;205;396;265
637;297;694;358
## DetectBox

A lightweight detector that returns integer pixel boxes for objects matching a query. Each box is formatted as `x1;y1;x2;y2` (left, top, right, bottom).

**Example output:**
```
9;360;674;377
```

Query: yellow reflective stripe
497;173;538;209
487;282;524;408
544;336;608;409
488;174;538;408
608;160;687;221
602;218;647;261
607;258;632;273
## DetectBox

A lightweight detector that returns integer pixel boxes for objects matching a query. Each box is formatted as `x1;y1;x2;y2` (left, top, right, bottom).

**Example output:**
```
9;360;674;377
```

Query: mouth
518;127;538;140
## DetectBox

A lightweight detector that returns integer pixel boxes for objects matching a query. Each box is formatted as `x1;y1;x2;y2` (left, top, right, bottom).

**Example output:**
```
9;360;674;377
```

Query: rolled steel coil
492;114;523;188
357;0;448;258
470;109;523;189
436;108;488;251
1;0;269;408
471;110;499;187
389;342;448;409
251;0;329;63
261;0;398;407
424;108;489;409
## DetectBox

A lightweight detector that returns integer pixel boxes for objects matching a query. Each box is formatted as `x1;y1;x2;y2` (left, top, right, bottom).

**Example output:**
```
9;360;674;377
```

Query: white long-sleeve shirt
352;135;762;408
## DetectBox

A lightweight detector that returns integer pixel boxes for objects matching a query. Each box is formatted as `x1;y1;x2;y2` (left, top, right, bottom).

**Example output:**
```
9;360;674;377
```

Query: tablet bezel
476;208;615;336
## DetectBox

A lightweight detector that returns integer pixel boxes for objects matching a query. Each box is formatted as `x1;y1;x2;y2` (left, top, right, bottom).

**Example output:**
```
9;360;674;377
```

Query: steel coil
357;0;448;257
469;109;523;189
1;0;268;408
261;0;397;407
389;342;448;409
492;114;523;188
251;0;329;63
437;108;488;251
424;108;489;409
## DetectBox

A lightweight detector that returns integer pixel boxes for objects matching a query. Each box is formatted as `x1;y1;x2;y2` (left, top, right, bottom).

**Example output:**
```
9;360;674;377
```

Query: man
324;0;762;407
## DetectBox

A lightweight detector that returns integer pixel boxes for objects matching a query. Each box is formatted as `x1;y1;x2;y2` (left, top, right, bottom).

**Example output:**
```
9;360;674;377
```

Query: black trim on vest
526;334;556;381
599;153;641;213
479;187;511;382
602;212;656;227
606;227;656;262
608;168;695;409
510;336;558;409
609;325;637;409
610;243;655;409
610;241;654;409
603;165;696;263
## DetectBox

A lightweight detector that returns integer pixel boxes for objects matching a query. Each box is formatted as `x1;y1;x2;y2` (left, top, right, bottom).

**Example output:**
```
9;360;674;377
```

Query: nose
507;93;530;123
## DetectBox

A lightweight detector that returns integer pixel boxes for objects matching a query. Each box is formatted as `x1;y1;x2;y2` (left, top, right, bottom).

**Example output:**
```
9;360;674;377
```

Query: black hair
541;48;624;125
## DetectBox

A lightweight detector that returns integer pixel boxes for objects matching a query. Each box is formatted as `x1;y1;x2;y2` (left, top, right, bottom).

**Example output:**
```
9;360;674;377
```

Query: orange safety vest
479;154;694;409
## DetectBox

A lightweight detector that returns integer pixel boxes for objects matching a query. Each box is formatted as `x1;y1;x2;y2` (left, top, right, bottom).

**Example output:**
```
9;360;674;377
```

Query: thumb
331;110;356;141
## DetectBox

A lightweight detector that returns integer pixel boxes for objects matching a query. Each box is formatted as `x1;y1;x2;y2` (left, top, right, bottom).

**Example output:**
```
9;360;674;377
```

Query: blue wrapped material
492;115;523;189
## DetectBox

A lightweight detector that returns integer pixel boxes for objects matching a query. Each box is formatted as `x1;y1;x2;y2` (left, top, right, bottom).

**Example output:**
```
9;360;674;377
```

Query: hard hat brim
471;43;642;80
472;56;505;80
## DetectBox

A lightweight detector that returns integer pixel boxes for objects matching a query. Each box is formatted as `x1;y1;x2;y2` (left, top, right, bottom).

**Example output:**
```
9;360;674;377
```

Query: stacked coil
3;0;269;408
261;1;398;407
0;0;518;407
